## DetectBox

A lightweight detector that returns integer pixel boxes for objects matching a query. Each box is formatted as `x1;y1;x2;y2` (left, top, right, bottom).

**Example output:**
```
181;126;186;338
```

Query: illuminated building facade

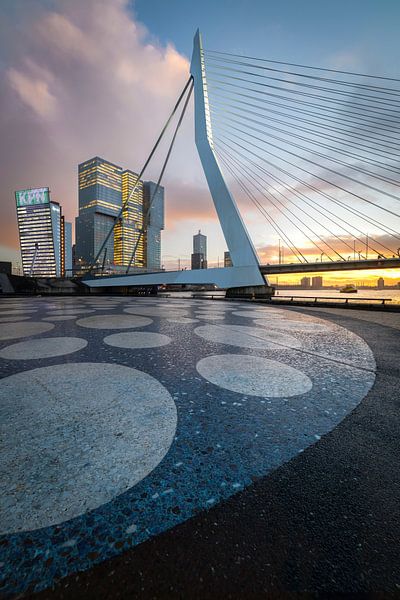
76;157;164;271
76;157;122;265
15;187;71;277
143;181;164;271
114;171;145;268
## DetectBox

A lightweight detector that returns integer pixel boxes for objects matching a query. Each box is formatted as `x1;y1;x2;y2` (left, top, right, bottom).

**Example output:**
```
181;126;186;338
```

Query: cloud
7;67;57;118
0;0;206;264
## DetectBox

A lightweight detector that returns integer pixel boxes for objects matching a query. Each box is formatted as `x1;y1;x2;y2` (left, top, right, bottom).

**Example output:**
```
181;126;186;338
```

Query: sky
0;0;399;283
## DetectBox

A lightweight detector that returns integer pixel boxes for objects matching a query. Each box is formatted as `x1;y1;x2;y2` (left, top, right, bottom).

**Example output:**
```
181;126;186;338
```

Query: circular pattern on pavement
167;317;199;324
196;354;313;397
254;318;331;332
0;321;54;341
0;363;177;534
194;323;301;349
0;337;87;360
42;315;79;321
232;309;285;319
0;316;32;323
77;314;152;329
104;332;171;349
195;314;226;320
124;306;188;318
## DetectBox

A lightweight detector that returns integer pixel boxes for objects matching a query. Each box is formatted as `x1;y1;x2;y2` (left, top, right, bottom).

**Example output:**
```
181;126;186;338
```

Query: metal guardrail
192;293;393;306
273;295;392;305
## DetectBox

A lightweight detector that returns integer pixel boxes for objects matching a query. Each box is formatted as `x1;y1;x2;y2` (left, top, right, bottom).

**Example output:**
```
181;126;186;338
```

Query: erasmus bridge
84;31;400;292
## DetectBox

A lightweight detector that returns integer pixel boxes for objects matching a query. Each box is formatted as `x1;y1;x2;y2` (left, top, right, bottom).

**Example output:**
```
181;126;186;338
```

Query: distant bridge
260;257;400;275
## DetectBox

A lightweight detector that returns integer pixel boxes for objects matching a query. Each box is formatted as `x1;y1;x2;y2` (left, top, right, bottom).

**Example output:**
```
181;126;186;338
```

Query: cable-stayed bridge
84;30;400;292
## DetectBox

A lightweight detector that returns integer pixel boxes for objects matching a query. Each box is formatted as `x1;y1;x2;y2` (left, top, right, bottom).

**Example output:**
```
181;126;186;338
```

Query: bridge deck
260;257;400;274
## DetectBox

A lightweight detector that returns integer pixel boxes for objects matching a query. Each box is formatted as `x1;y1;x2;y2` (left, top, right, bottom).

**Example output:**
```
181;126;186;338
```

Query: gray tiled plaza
0;296;387;596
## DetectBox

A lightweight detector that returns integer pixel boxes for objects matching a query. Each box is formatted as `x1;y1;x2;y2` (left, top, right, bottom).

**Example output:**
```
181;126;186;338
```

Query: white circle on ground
195;314;226;320
194;324;301;349
167;317;199;324
0;363;177;533
124;306;188;318
0;321;54;341
253;318;331;333
196;354;312;397
42;315;79;321
77;314;152;329
0;316;32;323
0;310;37;316
232;309;285;319
104;332;171;349
0;337;87;360
45;309;95;316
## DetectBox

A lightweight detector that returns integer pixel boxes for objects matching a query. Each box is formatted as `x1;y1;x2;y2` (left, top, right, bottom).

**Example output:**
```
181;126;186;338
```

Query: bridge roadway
260;257;400;275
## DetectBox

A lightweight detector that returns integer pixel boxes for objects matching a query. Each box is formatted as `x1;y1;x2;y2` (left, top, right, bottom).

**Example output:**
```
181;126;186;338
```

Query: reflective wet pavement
0;297;399;597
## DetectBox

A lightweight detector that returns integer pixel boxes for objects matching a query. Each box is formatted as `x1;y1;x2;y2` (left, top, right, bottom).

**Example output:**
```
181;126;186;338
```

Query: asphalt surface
26;304;400;599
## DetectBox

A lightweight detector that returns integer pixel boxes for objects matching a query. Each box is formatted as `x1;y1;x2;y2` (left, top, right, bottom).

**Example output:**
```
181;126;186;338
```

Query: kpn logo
16;187;50;207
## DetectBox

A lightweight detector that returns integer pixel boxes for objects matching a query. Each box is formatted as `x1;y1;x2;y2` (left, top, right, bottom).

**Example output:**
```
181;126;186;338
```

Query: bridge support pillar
225;284;275;300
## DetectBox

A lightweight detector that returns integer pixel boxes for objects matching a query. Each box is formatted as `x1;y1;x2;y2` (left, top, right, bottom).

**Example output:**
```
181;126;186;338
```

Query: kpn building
75;157;164;271
15;187;72;277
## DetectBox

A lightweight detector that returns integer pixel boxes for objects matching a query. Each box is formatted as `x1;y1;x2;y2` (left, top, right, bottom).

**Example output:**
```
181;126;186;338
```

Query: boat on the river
340;284;358;293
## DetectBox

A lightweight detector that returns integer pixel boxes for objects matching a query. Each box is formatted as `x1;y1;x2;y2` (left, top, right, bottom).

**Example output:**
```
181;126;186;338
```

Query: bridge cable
214;129;400;222
211;108;400;182
213;123;400;208
210;97;400;160
204;54;400;97
216;152;308;263
207;77;400;128
209;93;400;154
85;76;193;276
216;139;395;258
125;80;194;273
218;135;400;244
216;141;368;257
216;145;347;260
217;137;398;255
206;73;400;122
207;82;400;135
204;49;400;83
206;63;400;109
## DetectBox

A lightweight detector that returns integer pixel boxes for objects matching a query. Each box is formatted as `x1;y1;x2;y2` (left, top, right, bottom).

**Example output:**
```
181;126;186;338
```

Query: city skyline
0;0;399;284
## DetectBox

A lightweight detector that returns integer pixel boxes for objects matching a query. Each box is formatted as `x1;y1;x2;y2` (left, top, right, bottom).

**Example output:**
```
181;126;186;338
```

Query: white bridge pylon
85;30;266;290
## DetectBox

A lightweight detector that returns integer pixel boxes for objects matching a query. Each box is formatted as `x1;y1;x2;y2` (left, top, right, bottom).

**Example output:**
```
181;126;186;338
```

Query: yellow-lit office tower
75;157;123;266
114;170;145;268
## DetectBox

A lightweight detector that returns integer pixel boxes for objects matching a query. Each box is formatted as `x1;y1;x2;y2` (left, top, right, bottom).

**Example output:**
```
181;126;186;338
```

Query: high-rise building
76;157;164;271
76;157;122;266
114;171;144;268
64;221;73;276
301;276;311;289
224;251;232;267
311;276;323;289
193;230;207;257
191;230;207;270
377;277;385;289
143;181;165;271
15;187;68;277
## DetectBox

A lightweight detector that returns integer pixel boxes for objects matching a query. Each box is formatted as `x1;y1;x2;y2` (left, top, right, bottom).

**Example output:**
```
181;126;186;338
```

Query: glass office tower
76;157;165;271
114;171;145;268
15;187;66;277
143;181;165;271
75;157;122;265
191;230;208;270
